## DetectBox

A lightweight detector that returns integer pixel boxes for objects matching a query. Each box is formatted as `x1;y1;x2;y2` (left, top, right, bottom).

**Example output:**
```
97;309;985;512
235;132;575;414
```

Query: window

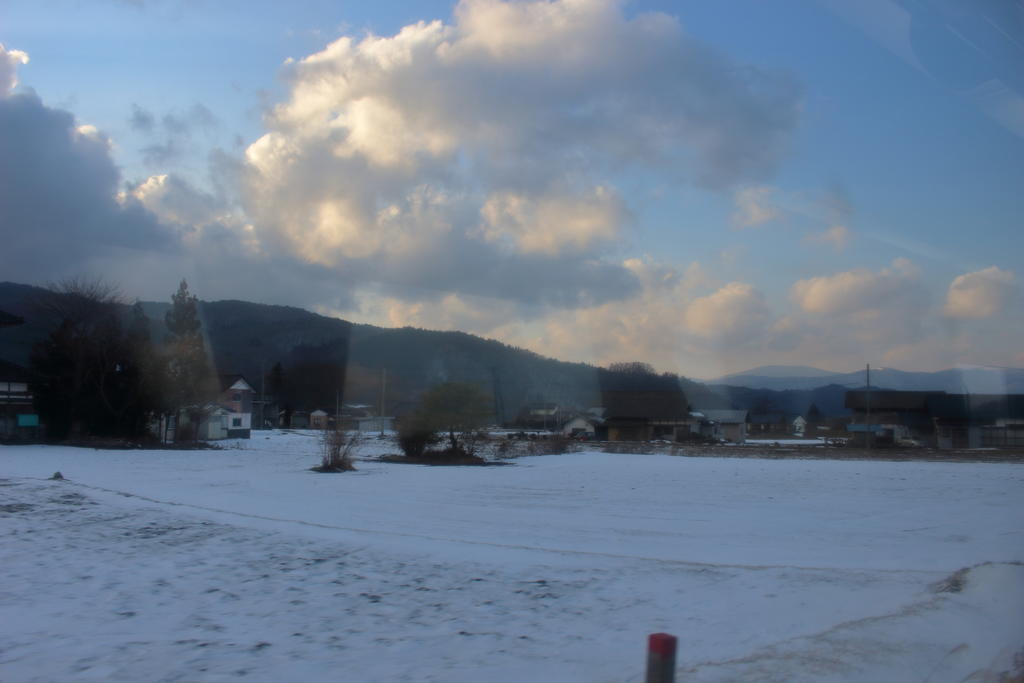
232;393;241;402
232;417;241;427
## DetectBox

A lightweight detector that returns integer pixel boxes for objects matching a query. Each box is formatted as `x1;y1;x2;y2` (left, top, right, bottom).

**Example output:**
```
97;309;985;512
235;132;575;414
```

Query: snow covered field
2;431;1023;682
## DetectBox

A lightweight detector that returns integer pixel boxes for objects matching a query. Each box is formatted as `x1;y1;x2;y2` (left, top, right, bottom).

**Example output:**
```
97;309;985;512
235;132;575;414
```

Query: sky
1;0;1022;379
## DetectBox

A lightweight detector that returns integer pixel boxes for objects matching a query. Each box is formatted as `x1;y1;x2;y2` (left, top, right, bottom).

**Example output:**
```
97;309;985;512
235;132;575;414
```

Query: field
2;431;1023;682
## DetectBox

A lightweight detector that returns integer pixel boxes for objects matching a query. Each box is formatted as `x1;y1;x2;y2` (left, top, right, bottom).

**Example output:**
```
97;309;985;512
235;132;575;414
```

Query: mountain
1;282;721;422
707;365;1024;394
5;282;1018;423
714;365;842;382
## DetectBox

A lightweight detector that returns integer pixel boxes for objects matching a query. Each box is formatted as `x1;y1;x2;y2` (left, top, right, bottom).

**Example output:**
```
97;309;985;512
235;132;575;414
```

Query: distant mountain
714;365;842;381
708;364;1024;394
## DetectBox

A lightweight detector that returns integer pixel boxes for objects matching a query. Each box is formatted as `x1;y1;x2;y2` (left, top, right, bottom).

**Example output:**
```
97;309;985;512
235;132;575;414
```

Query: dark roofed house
844;390;942;445
748;412;788;434
845;390;1024;449
926;393;1024;449
600;370;688;442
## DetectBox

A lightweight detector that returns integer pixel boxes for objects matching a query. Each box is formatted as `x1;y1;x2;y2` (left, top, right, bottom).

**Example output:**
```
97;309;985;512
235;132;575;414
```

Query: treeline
29;278;212;441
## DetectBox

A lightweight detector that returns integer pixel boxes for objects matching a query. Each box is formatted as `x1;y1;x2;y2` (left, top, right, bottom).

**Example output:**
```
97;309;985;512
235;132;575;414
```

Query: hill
10;282;1014;423
2;282;724;421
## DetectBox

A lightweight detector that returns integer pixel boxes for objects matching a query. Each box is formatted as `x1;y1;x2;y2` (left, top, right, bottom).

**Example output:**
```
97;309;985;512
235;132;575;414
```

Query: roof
845;390;943;412
560;413;598;428
602;390;688;421
698;409;748;424
749;412;787;424
926;393;1024;421
219;374;254;392
0;358;34;383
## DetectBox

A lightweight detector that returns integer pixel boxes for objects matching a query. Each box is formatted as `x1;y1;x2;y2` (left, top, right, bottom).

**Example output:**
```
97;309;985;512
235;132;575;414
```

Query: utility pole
866;363;872;450
379;367;387;435
259;359;266;430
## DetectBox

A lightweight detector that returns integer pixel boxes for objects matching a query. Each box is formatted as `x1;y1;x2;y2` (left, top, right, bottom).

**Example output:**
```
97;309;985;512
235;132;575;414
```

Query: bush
528;435;577;456
313;428;358;472
397;420;439;459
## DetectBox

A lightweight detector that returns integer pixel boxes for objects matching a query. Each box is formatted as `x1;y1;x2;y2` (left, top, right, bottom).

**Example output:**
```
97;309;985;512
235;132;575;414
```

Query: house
845;390;942;446
694;408;748;443
0;359;40;441
514;402;563;430
844;390;1024;449
310;409;329;429
927;393;1024;449
748;413;789;434
284;410;310;429
558;413;598;438
196;404;232;440
792;415;807;436
217;374;254;438
601;371;689;442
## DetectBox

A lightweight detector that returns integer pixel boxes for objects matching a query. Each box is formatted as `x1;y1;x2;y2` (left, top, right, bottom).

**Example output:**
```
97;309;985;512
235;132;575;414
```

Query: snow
2;431;1023;681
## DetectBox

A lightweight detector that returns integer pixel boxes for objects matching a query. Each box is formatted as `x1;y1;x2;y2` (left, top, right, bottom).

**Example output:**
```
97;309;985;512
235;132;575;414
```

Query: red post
645;632;677;683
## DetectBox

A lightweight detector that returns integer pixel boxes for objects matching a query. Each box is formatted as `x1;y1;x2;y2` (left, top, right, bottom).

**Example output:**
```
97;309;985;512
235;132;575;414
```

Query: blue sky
1;0;1022;377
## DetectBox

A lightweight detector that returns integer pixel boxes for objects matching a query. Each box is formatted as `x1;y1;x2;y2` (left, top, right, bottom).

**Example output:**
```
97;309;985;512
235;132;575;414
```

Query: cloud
478;186;624;255
791;258;920;315
731;186;780;228
785;258;931;357
0;90;176;283
804;224;850;250
240;0;800;309
0;44;29;95
944;266;1016;319
685;282;772;343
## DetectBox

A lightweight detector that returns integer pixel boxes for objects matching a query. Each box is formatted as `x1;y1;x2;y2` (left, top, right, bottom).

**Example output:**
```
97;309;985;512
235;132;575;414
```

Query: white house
792;415;807;436
217;374;254;438
559;414;597;437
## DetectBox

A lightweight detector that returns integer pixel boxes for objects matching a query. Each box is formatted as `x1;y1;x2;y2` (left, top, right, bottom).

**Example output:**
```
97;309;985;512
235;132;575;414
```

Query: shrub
314;428;358;472
529;435;577;456
397;419;439;459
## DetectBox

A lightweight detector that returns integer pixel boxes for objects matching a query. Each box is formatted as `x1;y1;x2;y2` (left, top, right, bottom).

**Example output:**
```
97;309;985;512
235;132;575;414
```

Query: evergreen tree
164;280;212;439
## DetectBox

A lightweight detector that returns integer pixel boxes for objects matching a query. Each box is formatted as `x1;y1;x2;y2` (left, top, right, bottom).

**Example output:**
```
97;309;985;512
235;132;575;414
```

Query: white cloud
731;185;780;228
0;44;29;96
685;282;772;343
944;266;1016;319
791;258;920;315
478;186;624;255
804;225;850;251
240;0;800;309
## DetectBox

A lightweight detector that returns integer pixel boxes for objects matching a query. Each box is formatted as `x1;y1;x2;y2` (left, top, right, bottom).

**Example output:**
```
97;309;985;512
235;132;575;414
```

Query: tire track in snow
26;475;949;576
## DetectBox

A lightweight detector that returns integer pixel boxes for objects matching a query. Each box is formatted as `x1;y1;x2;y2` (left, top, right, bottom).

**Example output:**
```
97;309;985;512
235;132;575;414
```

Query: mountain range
2;281;1020;421
708;365;1024;394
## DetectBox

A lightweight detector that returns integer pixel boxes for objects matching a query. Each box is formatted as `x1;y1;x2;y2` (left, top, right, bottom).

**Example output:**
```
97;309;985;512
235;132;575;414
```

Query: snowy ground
1;431;1023;682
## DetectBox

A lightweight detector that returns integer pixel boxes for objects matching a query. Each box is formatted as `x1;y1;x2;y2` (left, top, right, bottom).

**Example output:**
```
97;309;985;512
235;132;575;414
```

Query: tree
164;280;212;440
607;361;657;376
30;279;160;439
414;382;492;455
